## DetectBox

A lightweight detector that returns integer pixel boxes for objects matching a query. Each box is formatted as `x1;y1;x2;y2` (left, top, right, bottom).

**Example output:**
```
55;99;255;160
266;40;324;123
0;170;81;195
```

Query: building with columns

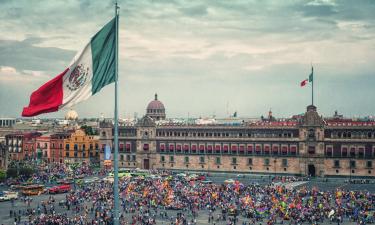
0;118;16;128
99;96;375;178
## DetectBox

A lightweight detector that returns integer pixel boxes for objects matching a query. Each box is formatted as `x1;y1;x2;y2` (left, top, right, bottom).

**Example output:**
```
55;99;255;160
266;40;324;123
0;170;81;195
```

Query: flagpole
113;2;120;225
311;66;314;106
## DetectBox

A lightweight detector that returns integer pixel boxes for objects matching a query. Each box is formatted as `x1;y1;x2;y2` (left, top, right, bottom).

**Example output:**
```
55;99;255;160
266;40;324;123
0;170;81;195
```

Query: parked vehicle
21;185;45;196
0;191;18;201
48;185;71;194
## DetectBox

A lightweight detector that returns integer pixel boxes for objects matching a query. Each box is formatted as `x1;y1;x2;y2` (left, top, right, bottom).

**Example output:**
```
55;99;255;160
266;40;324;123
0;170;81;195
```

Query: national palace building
99;94;375;178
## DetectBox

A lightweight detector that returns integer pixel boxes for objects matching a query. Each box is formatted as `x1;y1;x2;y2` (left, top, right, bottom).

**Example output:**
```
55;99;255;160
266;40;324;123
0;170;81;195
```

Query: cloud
0;38;75;73
0;0;374;118
0;66;49;82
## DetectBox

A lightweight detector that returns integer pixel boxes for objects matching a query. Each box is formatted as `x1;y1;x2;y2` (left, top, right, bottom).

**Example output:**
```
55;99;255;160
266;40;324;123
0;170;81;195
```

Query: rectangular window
120;155;124;161
248;158;253;165
290;145;297;155
308;146;315;154
350;160;356;168
126;155;130;161
199;156;205;163
199;144;205;154
161;156;165;162
272;146;279;155
282;158;288;167
264;145;270;155
184;156;189;163
169;156;174;162
367;161;372;168
232;157;237;164
326;146;333;157
132;155;136;161
341;147;348;157
334;160;340;168
247;145;253;155
264;158;270;165
358;147;364;158
215;157;221;164
215;145;221;154
255;145;261;155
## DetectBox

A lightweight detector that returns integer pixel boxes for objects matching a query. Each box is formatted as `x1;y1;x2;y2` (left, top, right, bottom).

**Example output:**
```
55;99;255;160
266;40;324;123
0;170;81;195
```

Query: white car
0;191;18;202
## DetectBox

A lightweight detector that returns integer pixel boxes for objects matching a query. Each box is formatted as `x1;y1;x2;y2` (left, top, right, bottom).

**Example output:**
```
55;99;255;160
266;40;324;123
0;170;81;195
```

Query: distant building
50;132;71;164
0;118;16;127
100;99;375;178
63;129;99;164
0;141;7;169
36;134;51;164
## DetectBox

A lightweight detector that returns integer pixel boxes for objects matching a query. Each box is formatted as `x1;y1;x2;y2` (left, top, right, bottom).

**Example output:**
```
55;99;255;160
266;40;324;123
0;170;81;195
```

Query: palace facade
99;95;375;177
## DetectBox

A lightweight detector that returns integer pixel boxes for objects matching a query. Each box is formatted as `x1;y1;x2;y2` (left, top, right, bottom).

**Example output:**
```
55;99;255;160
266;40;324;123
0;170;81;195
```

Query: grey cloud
0;38;74;72
296;4;337;17
179;5;208;17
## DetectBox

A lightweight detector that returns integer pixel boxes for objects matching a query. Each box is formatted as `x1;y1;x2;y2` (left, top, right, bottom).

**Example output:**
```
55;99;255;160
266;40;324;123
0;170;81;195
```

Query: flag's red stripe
300;79;308;87
22;68;69;117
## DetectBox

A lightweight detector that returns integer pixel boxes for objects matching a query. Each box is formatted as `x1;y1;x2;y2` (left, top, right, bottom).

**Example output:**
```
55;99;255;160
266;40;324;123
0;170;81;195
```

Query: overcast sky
0;0;374;119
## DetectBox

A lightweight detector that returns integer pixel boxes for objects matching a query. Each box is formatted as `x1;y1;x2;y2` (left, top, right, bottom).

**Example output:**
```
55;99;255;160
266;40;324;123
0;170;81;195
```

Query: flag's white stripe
60;43;93;109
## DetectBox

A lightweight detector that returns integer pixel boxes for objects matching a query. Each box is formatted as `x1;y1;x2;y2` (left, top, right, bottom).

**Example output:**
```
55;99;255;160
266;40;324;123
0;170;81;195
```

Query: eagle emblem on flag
67;64;89;91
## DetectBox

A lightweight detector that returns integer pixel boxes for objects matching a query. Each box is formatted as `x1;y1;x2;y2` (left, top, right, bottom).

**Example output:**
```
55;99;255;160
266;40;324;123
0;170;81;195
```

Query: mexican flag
300;67;313;87
22;18;116;117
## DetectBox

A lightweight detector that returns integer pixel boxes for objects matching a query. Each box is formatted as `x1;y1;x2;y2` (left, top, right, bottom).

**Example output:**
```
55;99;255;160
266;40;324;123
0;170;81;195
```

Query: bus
21;185;45;196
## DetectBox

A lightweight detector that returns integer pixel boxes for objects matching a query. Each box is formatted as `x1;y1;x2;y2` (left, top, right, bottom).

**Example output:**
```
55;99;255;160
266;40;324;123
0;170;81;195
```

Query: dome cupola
146;93;166;121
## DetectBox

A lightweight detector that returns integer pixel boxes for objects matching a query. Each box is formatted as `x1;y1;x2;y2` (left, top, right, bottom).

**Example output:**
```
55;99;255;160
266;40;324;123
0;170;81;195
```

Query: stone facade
99;105;375;178
64;129;99;164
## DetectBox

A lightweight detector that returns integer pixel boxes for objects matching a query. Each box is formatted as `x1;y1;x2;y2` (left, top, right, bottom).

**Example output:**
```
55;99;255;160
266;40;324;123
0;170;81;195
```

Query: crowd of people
2;169;374;225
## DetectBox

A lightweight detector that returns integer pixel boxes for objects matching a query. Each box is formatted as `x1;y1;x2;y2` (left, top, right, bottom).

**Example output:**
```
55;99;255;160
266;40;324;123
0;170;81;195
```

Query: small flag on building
300;67;313;87
22;18;116;117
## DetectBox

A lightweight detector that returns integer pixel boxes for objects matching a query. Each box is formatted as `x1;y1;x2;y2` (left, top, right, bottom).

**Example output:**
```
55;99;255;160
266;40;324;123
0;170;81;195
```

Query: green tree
81;125;96;135
19;167;34;177
6;168;18;178
0;169;6;181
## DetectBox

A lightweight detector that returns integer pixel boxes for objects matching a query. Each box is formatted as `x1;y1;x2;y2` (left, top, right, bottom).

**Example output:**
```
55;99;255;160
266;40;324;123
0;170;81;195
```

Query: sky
0;0;374;119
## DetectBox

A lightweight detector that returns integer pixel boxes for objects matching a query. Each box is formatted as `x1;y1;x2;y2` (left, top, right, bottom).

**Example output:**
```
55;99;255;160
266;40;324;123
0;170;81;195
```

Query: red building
22;132;42;161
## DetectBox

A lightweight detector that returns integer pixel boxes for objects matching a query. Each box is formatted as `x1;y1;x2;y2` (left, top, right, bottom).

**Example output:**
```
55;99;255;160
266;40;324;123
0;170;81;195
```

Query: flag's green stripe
91;18;116;95
309;72;313;82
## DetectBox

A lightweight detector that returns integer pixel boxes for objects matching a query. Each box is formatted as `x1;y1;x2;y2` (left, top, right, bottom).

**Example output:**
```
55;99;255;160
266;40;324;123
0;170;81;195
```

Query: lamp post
274;158;277;179
349;160;352;182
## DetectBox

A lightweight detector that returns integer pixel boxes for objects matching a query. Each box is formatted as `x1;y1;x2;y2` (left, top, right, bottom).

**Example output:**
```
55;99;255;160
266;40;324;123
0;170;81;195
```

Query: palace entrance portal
308;164;316;177
143;159;150;170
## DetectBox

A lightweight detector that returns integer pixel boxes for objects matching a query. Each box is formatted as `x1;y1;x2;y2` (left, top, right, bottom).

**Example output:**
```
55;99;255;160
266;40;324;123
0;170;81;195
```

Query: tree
19;167;34;177
6;168;18;178
81;125;96;135
0;170;6;181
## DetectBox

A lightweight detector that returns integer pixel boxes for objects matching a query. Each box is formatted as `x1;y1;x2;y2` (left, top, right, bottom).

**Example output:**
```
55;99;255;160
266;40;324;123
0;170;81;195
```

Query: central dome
147;94;165;111
146;93;166;121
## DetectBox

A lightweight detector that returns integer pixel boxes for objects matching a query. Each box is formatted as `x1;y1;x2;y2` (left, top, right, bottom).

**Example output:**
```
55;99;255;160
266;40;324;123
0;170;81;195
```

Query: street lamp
274;158;277;179
349;160;352;182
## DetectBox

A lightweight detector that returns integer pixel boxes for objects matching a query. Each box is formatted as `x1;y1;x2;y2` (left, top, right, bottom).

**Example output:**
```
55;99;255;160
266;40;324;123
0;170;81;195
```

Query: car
0;191;19;201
